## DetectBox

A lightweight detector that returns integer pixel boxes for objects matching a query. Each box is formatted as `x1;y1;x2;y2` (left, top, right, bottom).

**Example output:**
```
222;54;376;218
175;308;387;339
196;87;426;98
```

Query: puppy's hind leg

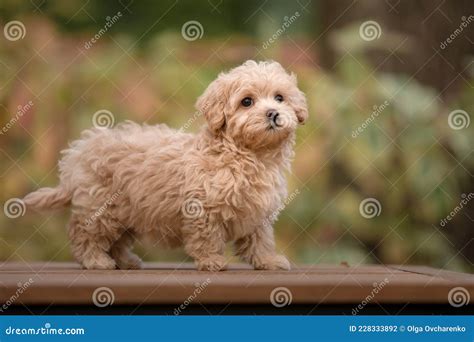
68;213;118;270
110;231;143;270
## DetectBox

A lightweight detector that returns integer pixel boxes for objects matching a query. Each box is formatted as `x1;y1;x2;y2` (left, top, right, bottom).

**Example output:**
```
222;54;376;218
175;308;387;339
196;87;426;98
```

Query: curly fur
23;60;308;271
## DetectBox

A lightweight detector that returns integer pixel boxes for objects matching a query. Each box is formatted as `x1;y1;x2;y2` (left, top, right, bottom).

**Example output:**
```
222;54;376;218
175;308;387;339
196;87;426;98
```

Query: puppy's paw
82;254;117;270
196;255;227;272
254;254;291;271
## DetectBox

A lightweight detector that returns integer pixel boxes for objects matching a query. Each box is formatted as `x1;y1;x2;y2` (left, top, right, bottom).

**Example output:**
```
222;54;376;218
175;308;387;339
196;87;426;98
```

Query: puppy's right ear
196;77;227;134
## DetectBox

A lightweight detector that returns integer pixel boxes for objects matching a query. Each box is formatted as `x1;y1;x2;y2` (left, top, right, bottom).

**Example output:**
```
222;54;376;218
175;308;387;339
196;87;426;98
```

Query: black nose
266;109;279;121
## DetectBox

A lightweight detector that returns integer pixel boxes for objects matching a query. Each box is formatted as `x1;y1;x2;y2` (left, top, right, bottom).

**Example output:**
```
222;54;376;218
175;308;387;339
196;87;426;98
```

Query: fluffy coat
24;60;308;271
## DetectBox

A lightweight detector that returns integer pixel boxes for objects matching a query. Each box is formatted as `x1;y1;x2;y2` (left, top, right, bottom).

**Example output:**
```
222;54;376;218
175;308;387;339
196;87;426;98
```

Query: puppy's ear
294;90;308;124
196;77;227;134
290;73;308;124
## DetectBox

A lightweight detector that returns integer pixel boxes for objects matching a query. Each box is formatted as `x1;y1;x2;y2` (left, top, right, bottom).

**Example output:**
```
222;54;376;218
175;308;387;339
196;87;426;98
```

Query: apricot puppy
24;60;308;271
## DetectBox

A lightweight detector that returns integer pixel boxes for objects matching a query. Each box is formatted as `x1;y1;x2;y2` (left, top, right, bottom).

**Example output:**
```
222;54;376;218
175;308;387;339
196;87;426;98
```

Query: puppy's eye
241;97;253;107
275;94;284;102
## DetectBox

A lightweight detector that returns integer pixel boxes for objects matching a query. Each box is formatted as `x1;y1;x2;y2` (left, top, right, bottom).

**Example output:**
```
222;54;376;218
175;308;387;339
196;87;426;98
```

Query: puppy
24;60;308;271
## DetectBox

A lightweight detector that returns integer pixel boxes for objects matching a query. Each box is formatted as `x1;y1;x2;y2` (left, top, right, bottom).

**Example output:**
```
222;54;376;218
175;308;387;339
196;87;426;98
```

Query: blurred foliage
0;1;473;272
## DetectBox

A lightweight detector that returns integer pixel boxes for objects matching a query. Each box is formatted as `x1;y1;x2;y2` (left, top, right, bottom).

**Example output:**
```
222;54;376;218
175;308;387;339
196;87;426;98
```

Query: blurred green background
0;0;473;272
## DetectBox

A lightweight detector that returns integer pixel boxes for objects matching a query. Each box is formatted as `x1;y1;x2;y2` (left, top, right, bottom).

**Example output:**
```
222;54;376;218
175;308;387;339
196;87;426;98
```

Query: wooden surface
0;262;473;306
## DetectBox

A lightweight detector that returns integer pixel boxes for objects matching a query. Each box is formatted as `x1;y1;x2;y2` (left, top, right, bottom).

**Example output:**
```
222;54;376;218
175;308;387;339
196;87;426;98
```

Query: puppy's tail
23;186;71;211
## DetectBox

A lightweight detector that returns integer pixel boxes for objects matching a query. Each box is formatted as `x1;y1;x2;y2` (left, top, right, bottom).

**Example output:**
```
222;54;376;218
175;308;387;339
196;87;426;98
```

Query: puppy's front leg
182;218;227;272
234;224;291;270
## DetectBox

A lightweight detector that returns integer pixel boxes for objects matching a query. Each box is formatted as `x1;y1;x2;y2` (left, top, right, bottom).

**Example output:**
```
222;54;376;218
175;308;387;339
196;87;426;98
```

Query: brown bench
1;262;473;314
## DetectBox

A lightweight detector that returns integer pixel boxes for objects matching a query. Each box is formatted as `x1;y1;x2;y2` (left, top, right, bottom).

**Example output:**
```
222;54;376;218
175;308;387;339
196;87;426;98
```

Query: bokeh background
1;0;473;272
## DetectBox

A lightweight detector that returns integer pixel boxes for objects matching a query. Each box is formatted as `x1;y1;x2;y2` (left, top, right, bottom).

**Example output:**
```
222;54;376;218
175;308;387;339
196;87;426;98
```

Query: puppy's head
196;60;308;149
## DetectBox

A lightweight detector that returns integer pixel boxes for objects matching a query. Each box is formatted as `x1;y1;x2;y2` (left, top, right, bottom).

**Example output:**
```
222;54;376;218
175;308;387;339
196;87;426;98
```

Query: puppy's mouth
269;118;282;130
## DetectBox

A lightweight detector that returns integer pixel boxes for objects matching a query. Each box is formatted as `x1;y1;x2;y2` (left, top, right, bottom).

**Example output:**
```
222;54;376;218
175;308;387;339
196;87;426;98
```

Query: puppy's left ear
294;90;308;124
196;76;227;134
291;73;308;124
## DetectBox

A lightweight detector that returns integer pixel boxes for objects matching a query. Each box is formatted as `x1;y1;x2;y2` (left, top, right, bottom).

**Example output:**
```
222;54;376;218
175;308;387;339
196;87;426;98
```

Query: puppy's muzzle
267;109;281;128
